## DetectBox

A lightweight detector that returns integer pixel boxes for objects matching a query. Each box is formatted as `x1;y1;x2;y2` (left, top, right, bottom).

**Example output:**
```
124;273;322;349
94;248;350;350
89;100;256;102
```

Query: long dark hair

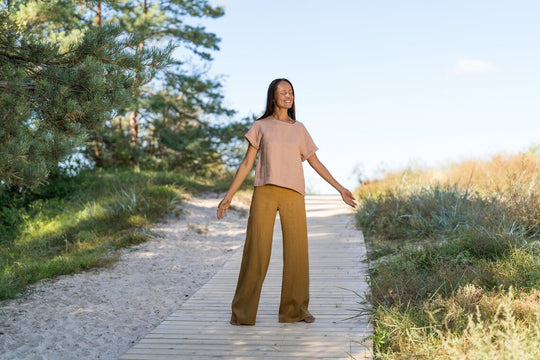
257;78;296;120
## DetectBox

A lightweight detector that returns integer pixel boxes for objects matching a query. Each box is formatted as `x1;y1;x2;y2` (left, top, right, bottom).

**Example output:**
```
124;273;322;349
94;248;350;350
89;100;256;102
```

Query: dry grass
355;149;540;358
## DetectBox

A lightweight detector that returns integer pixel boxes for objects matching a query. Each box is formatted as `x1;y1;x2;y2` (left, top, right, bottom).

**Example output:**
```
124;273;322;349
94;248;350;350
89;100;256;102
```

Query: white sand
0;194;249;360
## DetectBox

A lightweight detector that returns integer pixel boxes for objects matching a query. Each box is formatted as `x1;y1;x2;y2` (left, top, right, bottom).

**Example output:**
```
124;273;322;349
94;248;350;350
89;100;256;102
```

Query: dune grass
355;149;540;358
0;169;248;301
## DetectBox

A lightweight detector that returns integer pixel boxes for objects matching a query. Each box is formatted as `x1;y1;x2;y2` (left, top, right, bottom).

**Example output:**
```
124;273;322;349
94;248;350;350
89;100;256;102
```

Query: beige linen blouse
244;117;318;196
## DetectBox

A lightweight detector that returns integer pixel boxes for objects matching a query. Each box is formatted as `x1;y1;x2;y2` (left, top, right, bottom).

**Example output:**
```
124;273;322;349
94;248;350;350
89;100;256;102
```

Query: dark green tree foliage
143;74;243;173
2;0;249;189
0;14;106;188
0;3;172;188
91;0;248;172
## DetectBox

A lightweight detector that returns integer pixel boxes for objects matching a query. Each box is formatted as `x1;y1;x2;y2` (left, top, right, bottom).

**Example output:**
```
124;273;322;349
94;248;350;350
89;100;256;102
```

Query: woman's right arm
217;145;258;219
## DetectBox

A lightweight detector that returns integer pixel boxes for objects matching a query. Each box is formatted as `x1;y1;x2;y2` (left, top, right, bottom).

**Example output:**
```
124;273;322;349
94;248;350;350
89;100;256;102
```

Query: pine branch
0;80;37;91
0;50;64;66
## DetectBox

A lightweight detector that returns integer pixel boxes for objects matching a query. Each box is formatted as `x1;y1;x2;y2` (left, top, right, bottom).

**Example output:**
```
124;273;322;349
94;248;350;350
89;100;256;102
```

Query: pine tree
92;0;244;170
2;0;248;183
0;7;171;188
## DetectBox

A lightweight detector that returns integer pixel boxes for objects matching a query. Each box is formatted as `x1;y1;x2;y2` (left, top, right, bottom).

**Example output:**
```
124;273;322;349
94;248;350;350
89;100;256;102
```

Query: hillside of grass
0;169;251;301
355;148;540;359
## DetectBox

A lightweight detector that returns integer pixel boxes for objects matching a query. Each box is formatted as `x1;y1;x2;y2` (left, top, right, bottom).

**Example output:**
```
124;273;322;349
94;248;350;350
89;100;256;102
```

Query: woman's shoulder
254;117;281;128
257;116;275;123
293;120;308;131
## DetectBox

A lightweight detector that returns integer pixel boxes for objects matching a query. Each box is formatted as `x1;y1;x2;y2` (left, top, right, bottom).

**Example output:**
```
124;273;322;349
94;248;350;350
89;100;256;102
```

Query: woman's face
274;81;294;110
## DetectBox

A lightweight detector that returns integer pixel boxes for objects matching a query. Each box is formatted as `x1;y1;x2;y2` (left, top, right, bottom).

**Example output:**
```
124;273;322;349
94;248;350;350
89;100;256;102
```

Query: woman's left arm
307;153;357;208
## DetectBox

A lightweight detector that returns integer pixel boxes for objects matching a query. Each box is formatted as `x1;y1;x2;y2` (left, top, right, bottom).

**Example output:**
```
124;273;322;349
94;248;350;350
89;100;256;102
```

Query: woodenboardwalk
120;195;372;359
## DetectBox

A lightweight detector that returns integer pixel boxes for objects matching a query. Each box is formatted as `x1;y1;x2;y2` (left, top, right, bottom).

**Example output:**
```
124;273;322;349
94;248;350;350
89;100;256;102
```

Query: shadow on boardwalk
120;195;372;359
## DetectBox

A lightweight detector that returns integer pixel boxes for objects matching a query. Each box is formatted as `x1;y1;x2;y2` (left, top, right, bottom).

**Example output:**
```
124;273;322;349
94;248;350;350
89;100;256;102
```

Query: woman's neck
272;109;293;123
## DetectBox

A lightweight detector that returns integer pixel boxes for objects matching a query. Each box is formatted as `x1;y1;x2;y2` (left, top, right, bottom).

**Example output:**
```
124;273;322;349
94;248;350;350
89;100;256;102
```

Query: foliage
2;0;247;190
355;151;540;358
0;4;171;188
145;114;252;172
435;288;540;360
81;0;243;171
0;168;251;300
0;0;249;300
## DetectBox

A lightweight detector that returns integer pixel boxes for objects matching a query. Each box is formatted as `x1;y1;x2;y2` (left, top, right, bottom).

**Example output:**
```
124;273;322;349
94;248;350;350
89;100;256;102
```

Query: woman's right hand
217;197;231;219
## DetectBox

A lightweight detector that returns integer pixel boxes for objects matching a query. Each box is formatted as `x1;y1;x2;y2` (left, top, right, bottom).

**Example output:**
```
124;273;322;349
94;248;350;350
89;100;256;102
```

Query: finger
217;206;225;219
219;205;227;217
346;196;357;208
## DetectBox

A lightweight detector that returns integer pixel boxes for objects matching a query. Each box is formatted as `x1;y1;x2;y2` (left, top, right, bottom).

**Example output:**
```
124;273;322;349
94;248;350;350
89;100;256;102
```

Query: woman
217;78;356;326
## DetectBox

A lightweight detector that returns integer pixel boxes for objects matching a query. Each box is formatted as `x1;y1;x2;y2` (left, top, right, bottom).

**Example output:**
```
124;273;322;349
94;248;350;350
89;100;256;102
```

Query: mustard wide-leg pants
231;185;312;325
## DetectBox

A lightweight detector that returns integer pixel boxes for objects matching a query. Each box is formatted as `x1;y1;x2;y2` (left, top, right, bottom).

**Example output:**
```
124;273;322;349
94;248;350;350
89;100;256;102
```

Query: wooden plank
120;195;372;360
121;347;370;358
137;334;369;343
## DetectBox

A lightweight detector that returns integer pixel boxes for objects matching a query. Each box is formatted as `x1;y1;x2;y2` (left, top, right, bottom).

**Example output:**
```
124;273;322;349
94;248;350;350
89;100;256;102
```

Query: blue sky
199;0;540;193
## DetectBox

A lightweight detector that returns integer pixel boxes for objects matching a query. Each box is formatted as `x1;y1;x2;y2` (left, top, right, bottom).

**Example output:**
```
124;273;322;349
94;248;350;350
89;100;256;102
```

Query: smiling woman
217;78;356;326
275;84;294;110
261;79;296;122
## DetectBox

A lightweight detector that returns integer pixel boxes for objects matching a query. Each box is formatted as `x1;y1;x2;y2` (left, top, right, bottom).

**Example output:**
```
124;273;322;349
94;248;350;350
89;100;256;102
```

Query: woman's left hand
340;188;357;208
217;197;231;219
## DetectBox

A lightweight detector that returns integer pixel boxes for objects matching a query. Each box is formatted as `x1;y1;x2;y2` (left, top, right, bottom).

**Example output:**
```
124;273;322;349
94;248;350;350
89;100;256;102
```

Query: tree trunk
129;0;147;148
93;140;104;167
92;1;104;167
129;109;138;146
96;1;102;27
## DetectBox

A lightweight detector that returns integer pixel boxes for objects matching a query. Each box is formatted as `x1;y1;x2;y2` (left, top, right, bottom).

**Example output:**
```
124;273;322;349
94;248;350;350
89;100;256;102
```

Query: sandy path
0;194;248;360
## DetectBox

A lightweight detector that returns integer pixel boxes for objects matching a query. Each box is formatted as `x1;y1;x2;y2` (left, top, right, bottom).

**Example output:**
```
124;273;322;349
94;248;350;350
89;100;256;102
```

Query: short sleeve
244;122;261;150
300;125;318;161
